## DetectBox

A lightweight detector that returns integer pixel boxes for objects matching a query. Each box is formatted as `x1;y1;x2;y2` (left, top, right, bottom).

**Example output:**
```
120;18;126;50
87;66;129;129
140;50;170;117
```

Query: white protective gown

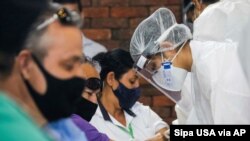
193;0;250;83
189;40;250;124
176;0;250;124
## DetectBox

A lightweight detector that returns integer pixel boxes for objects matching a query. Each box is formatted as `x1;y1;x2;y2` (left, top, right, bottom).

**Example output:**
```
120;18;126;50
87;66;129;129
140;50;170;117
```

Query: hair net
130;8;192;62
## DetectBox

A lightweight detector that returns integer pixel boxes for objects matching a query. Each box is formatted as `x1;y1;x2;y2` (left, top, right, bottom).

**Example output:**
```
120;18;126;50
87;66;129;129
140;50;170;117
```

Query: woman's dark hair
202;0;219;4
93;48;134;81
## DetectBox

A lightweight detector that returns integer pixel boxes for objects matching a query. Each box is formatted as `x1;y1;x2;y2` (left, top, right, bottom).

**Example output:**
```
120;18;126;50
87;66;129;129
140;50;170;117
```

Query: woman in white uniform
90;48;169;141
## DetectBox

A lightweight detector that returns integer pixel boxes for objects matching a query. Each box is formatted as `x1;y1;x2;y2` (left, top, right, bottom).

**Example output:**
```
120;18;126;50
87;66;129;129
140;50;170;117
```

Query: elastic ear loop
170;40;188;63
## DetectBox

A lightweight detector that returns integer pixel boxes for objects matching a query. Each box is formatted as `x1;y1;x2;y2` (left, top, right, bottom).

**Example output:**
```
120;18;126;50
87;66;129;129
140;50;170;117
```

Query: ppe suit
193;0;250;84
130;6;250;124
190;0;250;124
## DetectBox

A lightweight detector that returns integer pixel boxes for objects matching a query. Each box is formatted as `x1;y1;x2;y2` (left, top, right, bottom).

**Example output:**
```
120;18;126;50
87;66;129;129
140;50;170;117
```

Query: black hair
93;48;134;81
187;4;195;13
1;0;47;79
0;52;15;80
202;0;219;4
53;0;82;12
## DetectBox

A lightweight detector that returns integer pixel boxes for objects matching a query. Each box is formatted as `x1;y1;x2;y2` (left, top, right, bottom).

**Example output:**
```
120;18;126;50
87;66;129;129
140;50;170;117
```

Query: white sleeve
135;102;169;133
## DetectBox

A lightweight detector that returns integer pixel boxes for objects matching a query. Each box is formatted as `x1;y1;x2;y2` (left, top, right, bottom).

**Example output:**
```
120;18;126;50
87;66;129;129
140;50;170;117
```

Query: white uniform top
90;102;168;141
83;35;107;58
188;40;250;124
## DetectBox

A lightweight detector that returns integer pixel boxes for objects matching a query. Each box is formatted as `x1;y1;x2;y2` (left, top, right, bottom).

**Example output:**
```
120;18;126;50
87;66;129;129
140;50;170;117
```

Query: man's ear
193;0;202;11
106;72;116;88
16;50;33;80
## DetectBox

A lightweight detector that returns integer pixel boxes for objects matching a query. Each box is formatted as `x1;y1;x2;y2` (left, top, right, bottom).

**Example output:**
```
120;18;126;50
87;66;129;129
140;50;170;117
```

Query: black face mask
74;98;98;122
113;82;141;110
24;55;86;122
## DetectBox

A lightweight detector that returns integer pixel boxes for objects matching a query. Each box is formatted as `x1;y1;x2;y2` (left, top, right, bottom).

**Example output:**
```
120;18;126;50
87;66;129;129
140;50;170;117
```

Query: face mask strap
170;40;188;63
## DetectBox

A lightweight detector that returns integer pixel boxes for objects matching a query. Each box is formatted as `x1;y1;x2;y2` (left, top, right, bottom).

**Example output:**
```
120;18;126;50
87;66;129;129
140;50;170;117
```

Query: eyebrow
130;75;139;81
68;55;85;63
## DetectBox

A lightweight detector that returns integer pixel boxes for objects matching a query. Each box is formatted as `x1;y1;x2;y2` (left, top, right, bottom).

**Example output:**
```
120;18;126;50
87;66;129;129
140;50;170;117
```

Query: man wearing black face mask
0;0;54;141
15;4;88;141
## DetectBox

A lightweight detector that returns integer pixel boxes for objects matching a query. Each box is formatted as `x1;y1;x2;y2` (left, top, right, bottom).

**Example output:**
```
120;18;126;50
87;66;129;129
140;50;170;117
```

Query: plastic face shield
134;55;181;103
130;7;192;103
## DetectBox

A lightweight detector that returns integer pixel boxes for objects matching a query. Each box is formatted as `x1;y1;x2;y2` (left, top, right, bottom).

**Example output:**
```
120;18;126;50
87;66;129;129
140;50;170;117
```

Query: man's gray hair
23;3;61;61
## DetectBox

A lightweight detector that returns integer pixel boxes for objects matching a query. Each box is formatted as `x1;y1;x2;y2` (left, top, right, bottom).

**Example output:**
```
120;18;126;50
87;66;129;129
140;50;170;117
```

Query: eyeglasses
36;7;82;30
85;77;102;91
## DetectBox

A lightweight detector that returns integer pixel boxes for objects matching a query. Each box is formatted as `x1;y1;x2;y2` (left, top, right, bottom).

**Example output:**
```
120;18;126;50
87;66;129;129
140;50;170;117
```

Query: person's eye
129;80;136;84
86;91;94;96
63;63;74;71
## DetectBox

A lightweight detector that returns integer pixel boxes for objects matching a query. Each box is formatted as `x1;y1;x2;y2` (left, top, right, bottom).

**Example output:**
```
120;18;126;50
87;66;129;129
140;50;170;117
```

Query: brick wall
81;0;183;125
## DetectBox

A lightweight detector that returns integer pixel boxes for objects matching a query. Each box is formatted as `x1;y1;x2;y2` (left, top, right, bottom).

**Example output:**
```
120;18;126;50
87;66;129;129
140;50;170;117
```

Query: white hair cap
130;8;192;61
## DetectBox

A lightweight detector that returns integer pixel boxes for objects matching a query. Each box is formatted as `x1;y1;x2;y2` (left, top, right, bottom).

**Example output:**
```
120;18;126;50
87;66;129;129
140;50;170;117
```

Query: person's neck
174;40;193;71
101;86;126;126
0;69;47;126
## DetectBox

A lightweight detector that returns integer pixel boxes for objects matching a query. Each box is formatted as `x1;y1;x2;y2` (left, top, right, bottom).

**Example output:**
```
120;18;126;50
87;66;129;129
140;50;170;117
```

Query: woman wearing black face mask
71;61;111;141
90;49;169;141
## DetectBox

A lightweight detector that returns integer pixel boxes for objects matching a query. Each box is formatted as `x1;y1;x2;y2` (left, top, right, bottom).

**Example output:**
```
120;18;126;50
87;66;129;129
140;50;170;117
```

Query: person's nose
134;79;140;88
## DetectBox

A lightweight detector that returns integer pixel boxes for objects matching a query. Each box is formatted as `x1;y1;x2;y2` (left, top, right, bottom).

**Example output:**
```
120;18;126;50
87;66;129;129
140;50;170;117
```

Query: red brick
167;5;181;15
101;0;129;6
119;40;130;51
130;18;144;28
149;6;163;14
167;5;182;22
83;29;111;40
149;6;182;22
152;95;175;107
92;18;128;28
83;8;109;18
81;0;91;7
82;18;91;29
149;6;181;14
112;29;134;40
111;7;148;18
130;0;168;6
138;96;152;106
98;40;120;50
151;107;171;119
167;0;182;5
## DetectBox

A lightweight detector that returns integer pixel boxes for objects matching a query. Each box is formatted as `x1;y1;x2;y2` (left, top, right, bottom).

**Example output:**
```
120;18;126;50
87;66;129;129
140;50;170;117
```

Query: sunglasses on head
37;7;82;30
85;77;102;91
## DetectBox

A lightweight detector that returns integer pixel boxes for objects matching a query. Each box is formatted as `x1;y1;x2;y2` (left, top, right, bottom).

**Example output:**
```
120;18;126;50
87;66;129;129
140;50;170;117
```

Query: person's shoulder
83;36;107;58
71;114;89;124
0;92;52;141
90;106;104;123
83;37;107;51
0;91;13;104
0;92;25;115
